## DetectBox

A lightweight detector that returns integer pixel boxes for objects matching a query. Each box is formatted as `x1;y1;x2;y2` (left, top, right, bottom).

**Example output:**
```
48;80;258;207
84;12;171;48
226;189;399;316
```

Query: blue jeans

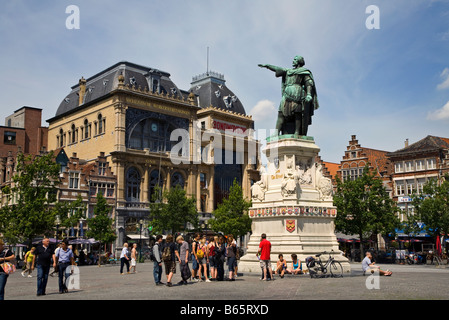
0;273;8;300
37;265;50;295
153;261;162;284
58;263;70;292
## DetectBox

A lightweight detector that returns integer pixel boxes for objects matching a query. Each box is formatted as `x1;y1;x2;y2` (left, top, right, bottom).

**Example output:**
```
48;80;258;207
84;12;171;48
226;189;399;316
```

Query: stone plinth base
242;136;350;274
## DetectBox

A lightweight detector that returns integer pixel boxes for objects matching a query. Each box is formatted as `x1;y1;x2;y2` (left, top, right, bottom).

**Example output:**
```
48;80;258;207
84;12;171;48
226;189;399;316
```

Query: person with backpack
197;237;210;282
152;235;164;286
162;234;179;287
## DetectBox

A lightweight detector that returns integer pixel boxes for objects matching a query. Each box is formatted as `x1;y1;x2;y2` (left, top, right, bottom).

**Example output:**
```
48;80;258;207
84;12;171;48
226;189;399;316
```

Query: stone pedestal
238;136;350;274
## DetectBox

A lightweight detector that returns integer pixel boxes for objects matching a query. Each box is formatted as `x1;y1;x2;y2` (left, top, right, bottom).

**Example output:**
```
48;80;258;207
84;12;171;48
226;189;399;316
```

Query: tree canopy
334;165;399;257
208;179;252;238
0;151;60;245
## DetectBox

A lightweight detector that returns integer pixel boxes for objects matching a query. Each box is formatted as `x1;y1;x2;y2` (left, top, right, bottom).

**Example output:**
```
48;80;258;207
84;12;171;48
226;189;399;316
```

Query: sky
1;0;449;163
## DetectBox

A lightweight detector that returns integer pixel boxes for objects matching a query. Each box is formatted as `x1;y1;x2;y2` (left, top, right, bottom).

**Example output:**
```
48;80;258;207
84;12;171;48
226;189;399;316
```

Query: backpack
196;247;205;259
161;245;171;262
149;244;156;262
306;256;315;268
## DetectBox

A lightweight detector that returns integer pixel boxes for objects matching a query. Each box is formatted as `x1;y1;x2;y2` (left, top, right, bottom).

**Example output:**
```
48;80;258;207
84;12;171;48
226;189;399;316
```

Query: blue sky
1;0;449;163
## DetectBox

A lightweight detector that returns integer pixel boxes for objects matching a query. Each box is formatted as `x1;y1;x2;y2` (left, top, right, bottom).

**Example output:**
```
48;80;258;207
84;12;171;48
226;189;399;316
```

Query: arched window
59;129;64;148
84;119;90;139
129;118;173;152
71;124;77;144
126;167;141;202
149;170;163;202
171;171;185;189
98;114;104;134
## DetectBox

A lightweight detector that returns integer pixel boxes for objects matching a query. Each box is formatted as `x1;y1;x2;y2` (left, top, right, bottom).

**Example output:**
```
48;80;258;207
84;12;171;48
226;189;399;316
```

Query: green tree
412;175;449;239
208;179;252;238
54;195;86;239
87;192;116;258
334;165;399;259
148;185;199;234
0;151;60;246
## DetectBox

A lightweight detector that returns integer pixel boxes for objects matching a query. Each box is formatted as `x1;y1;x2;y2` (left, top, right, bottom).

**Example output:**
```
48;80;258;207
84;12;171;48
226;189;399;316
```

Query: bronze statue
259;56;319;136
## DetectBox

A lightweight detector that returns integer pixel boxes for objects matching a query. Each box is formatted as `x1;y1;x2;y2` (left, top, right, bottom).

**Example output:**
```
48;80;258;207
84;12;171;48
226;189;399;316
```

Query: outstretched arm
258;64;285;74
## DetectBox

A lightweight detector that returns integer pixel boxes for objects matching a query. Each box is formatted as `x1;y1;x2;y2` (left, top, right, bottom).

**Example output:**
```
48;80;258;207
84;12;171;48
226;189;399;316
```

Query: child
275;254;287;278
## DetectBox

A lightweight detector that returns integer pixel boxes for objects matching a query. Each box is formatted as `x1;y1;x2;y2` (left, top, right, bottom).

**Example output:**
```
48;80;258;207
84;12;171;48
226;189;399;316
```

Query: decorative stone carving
316;162;333;200
251;166;268;201
281;158;298;197
296;159;313;186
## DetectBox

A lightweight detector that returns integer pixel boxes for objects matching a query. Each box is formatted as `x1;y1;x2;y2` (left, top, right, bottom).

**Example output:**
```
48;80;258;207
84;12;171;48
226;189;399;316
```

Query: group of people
0;237;76;300
150;233;240;287
257;233;304;280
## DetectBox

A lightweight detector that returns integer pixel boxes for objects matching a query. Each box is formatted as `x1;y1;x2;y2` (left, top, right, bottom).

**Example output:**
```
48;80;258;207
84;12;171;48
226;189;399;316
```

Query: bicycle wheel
329;261;343;278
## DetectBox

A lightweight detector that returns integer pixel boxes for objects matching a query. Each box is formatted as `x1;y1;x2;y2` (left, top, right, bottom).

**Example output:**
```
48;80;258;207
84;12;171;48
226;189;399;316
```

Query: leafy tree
412;175;449;239
87;192;116;257
334;165;399;259
54;195;86;239
208;179;252;238
148;185;199;234
0;151;60;246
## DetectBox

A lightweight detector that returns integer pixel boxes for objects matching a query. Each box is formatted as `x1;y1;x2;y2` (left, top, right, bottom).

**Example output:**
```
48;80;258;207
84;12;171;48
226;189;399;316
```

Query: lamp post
137;219;143;262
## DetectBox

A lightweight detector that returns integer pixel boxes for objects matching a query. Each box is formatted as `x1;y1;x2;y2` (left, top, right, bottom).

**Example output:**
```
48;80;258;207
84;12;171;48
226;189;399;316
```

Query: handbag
1;249;16;275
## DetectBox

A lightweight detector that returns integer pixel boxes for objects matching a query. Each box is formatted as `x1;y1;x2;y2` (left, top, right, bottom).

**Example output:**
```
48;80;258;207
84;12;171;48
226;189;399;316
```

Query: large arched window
149;170;163;202
171;171;185;189
129;118;173;152
126;167;141;202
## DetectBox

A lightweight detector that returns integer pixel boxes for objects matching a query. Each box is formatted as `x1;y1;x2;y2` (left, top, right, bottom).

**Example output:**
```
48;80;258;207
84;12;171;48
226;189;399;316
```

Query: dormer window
129;77;137;87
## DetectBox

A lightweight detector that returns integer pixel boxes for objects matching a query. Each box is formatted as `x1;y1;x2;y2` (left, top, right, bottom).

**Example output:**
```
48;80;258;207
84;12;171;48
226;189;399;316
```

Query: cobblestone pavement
4;262;449;301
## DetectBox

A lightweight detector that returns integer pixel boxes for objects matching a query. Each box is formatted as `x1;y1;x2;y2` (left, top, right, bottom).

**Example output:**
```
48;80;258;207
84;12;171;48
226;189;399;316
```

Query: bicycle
306;250;344;278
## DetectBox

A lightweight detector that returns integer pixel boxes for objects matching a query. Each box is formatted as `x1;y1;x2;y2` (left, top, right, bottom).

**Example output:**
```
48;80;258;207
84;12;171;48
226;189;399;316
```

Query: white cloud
249;100;276;123
437;68;449;90
427;100;449;120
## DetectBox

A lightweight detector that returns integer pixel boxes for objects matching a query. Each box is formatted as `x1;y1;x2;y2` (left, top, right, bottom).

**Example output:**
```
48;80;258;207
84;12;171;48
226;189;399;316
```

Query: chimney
78;77;86;106
405;139;409;148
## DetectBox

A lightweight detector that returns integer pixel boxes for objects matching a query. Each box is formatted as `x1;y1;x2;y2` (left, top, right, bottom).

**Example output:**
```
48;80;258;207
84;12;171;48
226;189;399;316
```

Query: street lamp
138;219;143;262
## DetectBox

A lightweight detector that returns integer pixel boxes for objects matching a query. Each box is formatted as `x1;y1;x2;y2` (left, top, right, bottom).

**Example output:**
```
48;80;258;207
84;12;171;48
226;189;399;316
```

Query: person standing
152;235;164;286
130;243;137;273
0;239;15;300
191;233;201;282
207;236;217;281
215;235;226;281
21;247;35;278
119;243;130;275
32;238;55;296
226;235;237;281
162;235;180;287
258;233;273;281
176;235;191;285
54;239;75;294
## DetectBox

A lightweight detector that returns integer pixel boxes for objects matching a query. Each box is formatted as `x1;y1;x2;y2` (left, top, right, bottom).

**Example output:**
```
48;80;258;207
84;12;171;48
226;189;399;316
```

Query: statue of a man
259;56;319;136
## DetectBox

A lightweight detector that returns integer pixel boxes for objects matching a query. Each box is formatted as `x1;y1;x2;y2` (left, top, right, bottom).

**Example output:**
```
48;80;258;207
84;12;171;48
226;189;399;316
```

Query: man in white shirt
362;252;392;276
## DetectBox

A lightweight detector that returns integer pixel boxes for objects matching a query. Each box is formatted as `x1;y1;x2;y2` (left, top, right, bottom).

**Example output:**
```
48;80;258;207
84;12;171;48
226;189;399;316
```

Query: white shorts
131;258;136;266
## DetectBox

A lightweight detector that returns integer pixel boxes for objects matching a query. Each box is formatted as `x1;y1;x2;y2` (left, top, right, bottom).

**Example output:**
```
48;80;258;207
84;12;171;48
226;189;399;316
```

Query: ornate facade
47;61;259;252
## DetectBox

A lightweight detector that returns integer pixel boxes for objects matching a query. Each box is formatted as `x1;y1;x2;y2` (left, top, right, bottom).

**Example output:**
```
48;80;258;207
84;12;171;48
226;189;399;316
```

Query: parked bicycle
306;250;344;278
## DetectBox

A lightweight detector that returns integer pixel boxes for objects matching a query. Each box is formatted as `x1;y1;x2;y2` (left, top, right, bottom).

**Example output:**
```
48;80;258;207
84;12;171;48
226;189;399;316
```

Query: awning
126;234;149;240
